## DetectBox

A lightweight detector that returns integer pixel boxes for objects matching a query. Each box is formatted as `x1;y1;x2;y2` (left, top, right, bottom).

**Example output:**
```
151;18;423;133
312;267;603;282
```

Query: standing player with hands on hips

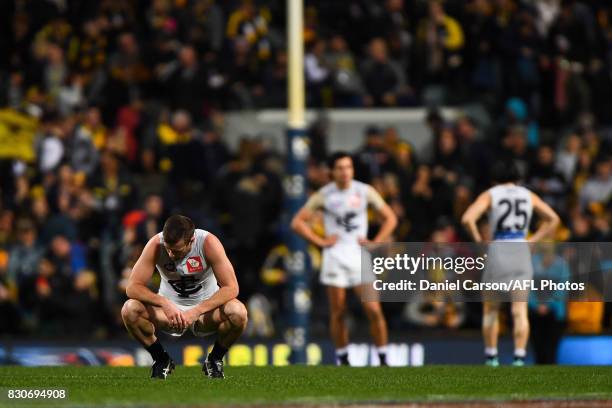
122;215;248;379
461;161;559;366
291;152;397;366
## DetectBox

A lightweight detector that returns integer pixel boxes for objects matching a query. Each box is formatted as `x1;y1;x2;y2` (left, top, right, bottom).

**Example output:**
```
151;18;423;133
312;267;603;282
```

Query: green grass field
0;366;611;407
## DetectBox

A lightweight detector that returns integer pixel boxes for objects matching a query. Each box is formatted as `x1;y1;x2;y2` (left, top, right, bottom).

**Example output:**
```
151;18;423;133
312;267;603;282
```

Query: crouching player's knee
223;299;248;329
121;299;145;325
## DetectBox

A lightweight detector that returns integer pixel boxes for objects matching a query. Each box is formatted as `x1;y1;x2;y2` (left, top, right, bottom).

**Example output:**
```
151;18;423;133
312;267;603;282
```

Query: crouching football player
122;215;247;379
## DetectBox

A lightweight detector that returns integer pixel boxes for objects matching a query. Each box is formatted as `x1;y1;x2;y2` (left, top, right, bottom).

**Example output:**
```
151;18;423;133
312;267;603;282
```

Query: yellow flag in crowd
0;108;38;162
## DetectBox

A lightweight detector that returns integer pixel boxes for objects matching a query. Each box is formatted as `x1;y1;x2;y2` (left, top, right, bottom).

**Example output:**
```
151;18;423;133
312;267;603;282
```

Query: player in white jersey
462;161;559;366
121;215;247;379
291;152;397;366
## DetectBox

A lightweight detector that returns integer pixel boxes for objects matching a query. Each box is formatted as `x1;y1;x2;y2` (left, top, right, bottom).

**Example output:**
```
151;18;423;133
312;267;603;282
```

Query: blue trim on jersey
494;231;526;240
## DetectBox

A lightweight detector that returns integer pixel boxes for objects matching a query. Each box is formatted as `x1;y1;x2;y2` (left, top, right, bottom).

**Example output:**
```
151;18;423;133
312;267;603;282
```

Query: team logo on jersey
336;211;358;232
186;256;204;273
168;276;202;297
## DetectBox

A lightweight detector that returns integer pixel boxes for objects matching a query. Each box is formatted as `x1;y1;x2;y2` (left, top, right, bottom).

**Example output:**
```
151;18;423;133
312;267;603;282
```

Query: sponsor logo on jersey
186;256;204;273
348;194;361;208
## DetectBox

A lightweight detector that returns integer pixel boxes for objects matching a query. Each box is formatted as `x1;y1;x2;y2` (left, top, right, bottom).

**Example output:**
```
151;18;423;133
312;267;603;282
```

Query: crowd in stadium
0;0;610;345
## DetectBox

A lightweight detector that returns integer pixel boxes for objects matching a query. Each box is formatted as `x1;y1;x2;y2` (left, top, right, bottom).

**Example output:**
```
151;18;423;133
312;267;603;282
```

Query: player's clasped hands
161;299;188;331
182;308;201;327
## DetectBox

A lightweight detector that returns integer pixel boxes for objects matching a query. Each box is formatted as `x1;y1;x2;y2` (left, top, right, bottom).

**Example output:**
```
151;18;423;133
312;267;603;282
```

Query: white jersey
305;180;386;287
321;181;370;249
488;184;533;241
156;229;218;306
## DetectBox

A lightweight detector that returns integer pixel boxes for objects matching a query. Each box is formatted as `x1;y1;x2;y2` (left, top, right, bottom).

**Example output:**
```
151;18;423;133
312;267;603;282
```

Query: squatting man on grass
122;215;248;379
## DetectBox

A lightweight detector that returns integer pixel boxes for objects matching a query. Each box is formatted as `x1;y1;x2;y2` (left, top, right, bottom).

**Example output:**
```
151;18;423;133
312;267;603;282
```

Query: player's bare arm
182;234;239;325
461;191;492;243
291;200;338;248
370;203;397;243
528;193;560;243
360;186;397;244
126;235;188;331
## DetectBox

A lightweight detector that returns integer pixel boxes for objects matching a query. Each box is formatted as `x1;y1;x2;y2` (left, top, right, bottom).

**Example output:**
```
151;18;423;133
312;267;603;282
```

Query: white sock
514;348;526;358
336;347;348;356
376;345;388;355
485;347;498;357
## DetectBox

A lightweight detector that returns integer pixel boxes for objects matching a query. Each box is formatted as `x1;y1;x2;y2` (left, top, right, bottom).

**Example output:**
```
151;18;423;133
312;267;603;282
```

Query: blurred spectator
529;247;569;364
406;165;435;240
456;115;491;190
548;1;597;66
89;149;137;239
7;218;43;287
324;34;363;106
165;45;207;120
555;133;581;183
579;157;612;210
499;125;532;179
47;235;84;278
463;0;501;95
360;38;411;107
41;44;68;107
354;125;395;183
135;193;165;246
107;32;150;110
28;234;97;333
261;49;288;107
568;213;594;242
185;0;225;53
377;0;412;67
225;36;266;109
71;107;103;175
528;144;567;210
33;17;75;59
305;39;330;106
416;0;464;104
226;0;271;55
0;210;14;248
71;18;108;78
307;114;329;163
7;13;33;73
433;126;463;183
430;126;463;219
0;246;20;334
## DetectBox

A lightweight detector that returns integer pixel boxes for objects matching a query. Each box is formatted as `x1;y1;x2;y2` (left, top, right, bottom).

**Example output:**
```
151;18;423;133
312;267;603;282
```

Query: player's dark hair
491;160;520;184
162;215;195;245
327;151;352;169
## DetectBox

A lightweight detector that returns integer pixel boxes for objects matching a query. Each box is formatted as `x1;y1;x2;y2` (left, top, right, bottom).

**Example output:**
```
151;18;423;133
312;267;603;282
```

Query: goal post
284;0;310;364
